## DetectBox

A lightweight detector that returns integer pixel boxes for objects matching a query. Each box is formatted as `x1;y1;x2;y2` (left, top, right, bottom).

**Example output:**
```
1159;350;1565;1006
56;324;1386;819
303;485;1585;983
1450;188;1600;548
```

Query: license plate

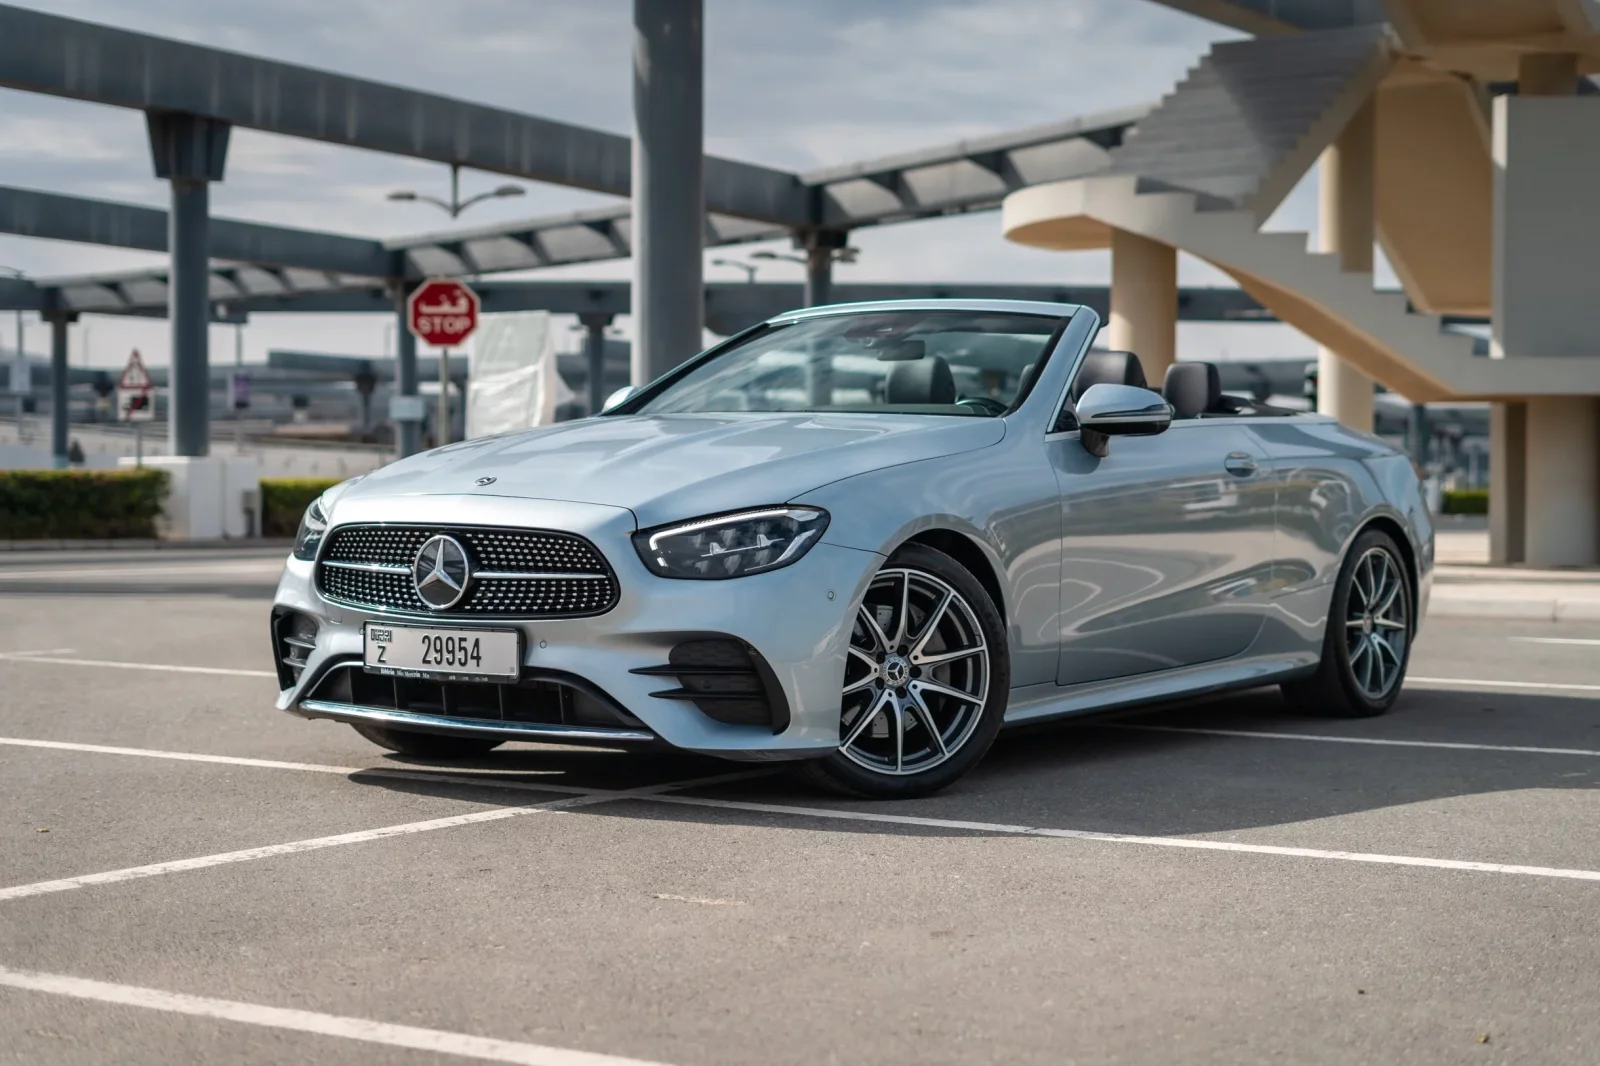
363;623;521;682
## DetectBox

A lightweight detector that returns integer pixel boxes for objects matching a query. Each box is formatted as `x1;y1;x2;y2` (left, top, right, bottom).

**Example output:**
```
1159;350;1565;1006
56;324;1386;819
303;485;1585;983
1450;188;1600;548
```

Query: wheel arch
893;528;1008;626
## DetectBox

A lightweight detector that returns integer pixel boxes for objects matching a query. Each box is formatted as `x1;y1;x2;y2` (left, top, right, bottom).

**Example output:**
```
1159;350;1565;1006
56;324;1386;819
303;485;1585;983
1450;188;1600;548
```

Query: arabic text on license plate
363;623;520;681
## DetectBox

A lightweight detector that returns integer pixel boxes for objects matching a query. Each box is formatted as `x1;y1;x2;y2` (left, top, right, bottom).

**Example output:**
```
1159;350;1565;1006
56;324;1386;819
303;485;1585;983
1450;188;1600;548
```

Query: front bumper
272;493;883;760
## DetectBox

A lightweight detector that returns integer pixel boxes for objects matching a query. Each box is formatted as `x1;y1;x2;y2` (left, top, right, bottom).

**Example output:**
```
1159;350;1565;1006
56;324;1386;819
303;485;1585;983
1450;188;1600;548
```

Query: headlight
291;497;329;561
633;507;829;580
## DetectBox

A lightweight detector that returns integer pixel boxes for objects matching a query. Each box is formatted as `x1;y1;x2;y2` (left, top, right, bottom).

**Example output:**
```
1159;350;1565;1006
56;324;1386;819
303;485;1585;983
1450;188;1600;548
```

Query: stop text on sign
407;279;480;347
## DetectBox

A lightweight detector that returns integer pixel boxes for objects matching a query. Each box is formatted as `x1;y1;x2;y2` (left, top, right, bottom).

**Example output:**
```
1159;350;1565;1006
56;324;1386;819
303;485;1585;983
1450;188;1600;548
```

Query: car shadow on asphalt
345;684;1600;839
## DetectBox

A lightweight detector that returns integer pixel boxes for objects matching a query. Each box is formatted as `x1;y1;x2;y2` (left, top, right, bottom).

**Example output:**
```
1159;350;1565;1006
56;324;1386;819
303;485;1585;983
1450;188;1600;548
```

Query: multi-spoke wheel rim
1345;547;1409;700
838;567;990;777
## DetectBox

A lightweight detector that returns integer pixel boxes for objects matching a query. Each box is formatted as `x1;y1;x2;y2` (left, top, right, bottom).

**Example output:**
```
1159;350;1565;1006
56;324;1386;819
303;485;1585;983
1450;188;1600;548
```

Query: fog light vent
271;608;319;690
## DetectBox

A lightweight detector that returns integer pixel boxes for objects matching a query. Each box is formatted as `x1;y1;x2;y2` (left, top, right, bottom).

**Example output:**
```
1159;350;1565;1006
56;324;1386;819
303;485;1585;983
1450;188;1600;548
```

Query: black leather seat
1163;361;1243;418
1070;350;1147;402
885;354;956;405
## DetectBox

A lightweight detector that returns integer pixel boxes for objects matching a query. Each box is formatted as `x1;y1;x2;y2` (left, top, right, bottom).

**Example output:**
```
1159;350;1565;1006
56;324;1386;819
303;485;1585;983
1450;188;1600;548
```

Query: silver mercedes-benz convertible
271;299;1431;797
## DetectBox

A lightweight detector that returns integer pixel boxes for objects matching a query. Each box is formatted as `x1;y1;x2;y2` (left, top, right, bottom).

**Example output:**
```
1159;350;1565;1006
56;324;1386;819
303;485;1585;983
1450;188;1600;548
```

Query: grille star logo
412;535;471;609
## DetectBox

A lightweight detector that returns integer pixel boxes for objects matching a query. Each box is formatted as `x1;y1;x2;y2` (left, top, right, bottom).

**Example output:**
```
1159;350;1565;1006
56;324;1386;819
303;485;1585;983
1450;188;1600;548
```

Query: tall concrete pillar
1108;228;1177;385
800;229;848;307
147;112;230;458
1491;53;1586;564
1524;396;1600;566
1488;401;1526;564
631;0;704;386
579;312;615;414
394;286;421;458
48;313;72;468
1316;98;1375;432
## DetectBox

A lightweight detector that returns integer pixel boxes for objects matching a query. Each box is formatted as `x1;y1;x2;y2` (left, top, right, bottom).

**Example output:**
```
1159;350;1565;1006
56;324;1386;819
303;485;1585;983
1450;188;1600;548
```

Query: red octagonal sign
407;278;480;348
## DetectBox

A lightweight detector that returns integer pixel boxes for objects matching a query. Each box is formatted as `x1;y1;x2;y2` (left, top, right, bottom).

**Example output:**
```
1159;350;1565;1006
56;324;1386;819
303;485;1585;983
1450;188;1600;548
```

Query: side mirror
601;385;638;413
1075;382;1172;457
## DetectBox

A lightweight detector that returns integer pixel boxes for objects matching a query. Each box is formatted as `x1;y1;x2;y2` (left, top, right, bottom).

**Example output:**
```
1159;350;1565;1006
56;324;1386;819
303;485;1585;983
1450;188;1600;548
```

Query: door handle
1224;452;1258;476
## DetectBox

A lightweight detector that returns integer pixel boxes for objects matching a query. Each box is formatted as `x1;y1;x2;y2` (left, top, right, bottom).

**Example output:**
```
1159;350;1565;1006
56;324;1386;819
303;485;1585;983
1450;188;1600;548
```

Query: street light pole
387;164;526;219
710;258;759;283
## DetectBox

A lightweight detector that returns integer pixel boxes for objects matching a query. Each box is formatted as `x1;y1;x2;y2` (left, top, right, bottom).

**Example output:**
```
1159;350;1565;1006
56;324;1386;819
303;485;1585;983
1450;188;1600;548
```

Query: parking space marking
0;653;275;678
1410;676;1600;693
640;794;1600;884
0;964;672;1066
1512;637;1600;647
2;647;77;657
0;767;769;903
1112;724;1600;758
0;562;282;580
0;737;360;774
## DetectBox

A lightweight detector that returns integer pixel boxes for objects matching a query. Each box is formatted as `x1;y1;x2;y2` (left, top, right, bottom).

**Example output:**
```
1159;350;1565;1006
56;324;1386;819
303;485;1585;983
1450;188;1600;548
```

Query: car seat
886;355;957;405
1070;350;1147;402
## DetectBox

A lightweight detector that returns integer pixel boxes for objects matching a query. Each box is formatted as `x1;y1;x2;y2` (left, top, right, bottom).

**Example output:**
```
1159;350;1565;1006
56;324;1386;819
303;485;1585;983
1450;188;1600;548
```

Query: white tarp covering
464;311;577;439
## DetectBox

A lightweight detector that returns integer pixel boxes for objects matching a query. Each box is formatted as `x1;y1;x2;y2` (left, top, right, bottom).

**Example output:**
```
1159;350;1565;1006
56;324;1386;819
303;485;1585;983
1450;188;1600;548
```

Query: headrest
1071;350;1147;402
1015;362;1039;403
885;355;956;405
1163;361;1221;419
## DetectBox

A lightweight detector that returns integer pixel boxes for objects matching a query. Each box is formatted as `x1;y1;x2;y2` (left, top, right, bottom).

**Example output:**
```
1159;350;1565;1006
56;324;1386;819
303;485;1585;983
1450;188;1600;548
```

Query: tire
351;723;504;759
801;543;1009;799
1281;528;1414;718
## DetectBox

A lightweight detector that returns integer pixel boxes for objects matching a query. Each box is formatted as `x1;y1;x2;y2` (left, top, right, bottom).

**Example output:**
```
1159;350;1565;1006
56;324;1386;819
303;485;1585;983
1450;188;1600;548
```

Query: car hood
345;413;1005;528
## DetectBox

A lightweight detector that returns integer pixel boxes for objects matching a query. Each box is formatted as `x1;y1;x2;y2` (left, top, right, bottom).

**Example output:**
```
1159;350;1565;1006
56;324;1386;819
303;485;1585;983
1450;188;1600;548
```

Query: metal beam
0;3;806;226
1141;0;1387;34
0;185;392;276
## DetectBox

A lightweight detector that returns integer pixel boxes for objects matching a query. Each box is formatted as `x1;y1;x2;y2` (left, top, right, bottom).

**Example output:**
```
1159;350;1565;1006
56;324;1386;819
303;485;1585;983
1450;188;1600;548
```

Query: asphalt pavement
2;548;1599;1065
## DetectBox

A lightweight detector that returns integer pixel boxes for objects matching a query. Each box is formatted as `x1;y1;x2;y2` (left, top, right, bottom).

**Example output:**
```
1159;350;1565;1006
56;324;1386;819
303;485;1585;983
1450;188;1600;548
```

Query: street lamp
710;257;760;283
751;246;860;266
387;163;525;219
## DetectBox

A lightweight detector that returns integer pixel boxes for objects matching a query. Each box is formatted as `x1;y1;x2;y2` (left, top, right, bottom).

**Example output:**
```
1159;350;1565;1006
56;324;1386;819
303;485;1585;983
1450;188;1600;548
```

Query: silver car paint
272;299;1431;760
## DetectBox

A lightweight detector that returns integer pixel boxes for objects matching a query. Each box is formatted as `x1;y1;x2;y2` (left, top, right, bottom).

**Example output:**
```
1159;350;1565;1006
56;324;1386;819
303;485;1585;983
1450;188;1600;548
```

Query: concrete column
147;112;230;458
631;0;704;386
1316;98;1375;432
1488;401;1526;564
48;314;71;468
1108;228;1177;386
1523;396;1600;566
394;286;420;458
1490;53;1585;563
579;312;614;414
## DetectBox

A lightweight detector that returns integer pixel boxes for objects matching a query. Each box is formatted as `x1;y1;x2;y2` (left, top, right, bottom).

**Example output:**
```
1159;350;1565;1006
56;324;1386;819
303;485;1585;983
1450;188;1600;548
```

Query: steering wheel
955;396;1009;416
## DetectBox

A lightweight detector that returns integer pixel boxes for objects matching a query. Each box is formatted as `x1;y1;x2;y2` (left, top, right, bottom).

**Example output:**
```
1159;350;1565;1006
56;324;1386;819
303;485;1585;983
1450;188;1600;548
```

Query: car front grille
316;524;619;618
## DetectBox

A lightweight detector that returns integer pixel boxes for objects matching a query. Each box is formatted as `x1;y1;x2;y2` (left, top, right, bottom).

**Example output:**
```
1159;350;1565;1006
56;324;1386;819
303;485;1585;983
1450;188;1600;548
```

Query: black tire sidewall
805;543;1010;799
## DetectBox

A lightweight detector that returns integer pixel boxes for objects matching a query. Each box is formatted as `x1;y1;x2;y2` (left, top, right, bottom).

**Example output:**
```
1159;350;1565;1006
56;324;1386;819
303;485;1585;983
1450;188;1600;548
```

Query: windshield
633;310;1066;416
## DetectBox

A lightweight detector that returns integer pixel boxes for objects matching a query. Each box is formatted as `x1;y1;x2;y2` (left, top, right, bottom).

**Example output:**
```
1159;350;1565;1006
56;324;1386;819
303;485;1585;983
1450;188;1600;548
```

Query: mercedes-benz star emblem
475;476;497;487
412;535;471;610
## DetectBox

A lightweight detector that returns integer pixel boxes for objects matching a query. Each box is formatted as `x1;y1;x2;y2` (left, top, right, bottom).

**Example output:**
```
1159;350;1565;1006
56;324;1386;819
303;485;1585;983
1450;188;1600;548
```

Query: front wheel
802;544;1008;799
1281;528;1413;718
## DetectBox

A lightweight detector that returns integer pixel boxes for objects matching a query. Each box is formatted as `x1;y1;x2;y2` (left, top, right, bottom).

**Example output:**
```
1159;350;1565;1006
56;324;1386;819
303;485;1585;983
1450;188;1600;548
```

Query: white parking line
0;768;768;903
0;964;672;1066
641;794;1600;884
0;653;274;678
10;736;1600;887
0;562;281;580
1512;637;1600;647
1410;676;1600;693
2;647;77;657
1112;723;1600;758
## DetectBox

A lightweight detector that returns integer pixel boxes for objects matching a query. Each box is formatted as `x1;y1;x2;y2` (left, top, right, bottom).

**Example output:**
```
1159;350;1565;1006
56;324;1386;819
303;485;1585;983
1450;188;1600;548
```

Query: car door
1047;418;1278;686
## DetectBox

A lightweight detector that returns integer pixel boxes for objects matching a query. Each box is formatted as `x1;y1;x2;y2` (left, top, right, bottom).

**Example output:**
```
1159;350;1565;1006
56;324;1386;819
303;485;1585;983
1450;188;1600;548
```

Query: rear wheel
802;544;1008;799
351;723;504;759
1281;528;1413;718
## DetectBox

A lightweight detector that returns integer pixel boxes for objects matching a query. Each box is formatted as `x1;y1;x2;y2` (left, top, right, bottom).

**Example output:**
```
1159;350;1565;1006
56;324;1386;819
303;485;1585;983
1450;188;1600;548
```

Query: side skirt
1002;652;1318;728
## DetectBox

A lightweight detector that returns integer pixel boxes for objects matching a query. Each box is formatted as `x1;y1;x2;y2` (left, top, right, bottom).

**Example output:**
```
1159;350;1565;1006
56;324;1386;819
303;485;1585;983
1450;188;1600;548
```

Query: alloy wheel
1344;546;1409;700
838;567;990;776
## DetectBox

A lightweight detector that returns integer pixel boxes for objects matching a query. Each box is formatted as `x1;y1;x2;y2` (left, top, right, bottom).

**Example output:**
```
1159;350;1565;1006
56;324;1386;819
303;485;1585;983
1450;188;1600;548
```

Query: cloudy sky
0;0;1368;371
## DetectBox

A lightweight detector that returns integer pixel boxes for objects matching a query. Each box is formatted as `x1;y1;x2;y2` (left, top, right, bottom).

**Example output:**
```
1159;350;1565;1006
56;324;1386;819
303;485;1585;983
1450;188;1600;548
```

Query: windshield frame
603;305;1079;419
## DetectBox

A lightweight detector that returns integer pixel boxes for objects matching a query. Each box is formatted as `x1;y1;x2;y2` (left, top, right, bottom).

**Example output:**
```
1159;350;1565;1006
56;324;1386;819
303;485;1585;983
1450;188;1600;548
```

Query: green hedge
1441;488;1489;516
261;477;343;537
0;468;170;540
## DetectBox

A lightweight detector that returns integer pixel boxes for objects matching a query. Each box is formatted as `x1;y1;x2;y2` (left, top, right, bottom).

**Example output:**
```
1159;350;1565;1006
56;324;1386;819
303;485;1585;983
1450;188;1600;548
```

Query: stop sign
406;278;480;347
